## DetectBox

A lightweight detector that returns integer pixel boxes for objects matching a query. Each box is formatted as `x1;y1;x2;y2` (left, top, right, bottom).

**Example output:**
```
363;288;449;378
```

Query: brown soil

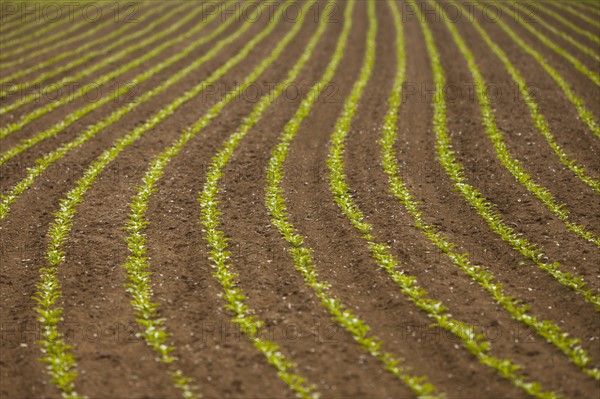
1;1;599;398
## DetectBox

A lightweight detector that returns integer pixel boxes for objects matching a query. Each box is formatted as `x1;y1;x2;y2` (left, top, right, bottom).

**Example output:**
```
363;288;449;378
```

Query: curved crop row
0;2;86;47
527;0;600;44
0;2;164;83
30;2;274;396
491;1;600;86
447;1;600;245
419;0;600;309
0;2;151;69
470;1;600;194
0;2;182;95
505;0;600;63
477;1;600;140
7;0;598;397
378;0;599;380
0;1;112;62
543;0;600;29
0;2;238;220
260;1;443;396
116;1;325;396
0;0;204;132
122;1;318;397
0;12;27;33
322;0;557;396
568;0;600;15
0;0;235;168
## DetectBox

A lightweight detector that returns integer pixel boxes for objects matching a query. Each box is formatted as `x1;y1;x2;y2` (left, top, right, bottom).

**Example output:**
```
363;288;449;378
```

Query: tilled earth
1;1;599;398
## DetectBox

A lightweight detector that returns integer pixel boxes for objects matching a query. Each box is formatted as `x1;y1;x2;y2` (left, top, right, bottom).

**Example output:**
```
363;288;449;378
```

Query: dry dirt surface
0;0;599;398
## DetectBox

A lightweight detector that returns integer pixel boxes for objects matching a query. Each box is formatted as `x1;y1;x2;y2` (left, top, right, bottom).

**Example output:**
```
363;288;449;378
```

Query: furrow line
30;2;274;396
383;0;599;380
0;2;102;53
0;10;27;31
0;0;207;133
0;0;235;172
0;13;29;35
419;0;600;308
568;1;600;15
446;1;600;244
507;0;600;63
0;1;182;93
322;0;559;396
261;0;443;396
477;2;600;193
525;0;600;44
542;0;600;29
491;1;600;86
0;2;85;46
0;1;162;80
476;1;600;140
126;1;320;397
0;2;147;64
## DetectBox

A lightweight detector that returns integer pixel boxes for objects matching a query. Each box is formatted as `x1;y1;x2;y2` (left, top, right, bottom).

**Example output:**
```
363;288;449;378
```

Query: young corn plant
0;2;151;68
125;1;316;396
421;1;600;308
527;0;600;44
0;2;87;50
0;0;240;221
33;265;82;399
34;184;92;397
0;0;212;133
474;0;600;140
195;3;322;395
567;0;600;15
568;0;600;14
324;1;559;397
31;1;281;394
542;0;600;29
263;1;442;396
504;0;599;63
124;186;198;398
0;1;164;83
380;0;599;381
443;2;600;244
0;2;185;97
468;1;600;194
489;1;599;86
0;1;232;166
0;12;33;37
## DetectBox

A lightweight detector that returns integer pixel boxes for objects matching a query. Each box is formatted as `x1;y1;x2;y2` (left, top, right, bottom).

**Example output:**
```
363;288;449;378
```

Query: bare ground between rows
0;7;288;398
341;2;598;398
402;0;600;344
0;1;210;124
0;3;180;92
131;2;426;397
0;2;119;51
0;1;162;78
0;4;241;192
463;0;600;165
433;1;600;287
382;0;599;386
542;1;600;36
0;0;599;398
205;2;424;397
510;0;600;66
448;1;600;196
270;2;521;398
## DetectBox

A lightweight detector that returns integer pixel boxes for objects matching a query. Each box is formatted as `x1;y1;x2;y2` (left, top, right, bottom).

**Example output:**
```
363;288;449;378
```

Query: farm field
0;0;599;398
